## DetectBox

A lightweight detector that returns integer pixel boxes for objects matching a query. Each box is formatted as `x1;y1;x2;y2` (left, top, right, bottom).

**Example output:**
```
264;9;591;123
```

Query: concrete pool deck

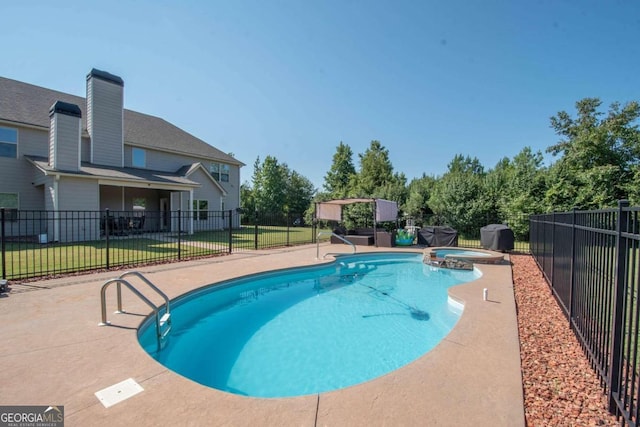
0;244;524;426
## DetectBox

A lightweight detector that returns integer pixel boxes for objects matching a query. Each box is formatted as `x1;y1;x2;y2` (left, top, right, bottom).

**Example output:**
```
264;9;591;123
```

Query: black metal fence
408;212;532;253
0;209;315;281
530;201;640;425
1;207;531;281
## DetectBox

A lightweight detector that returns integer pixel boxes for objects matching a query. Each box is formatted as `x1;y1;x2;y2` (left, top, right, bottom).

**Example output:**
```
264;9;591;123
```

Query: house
0;68;244;241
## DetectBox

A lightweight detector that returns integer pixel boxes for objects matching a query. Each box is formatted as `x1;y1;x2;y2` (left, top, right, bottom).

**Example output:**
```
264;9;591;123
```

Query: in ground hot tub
428;247;504;264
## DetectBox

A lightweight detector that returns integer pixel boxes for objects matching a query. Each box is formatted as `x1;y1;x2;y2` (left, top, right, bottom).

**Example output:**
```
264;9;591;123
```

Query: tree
285;170;315;215
429;154;491;237
323;142;356;198
495;148;547;238
354;140;394;196
545;98;640;210
404;174;437;220
484;157;512;225
343;141;399;228
240;182;256;217
251;156;286;213
243;155;316;222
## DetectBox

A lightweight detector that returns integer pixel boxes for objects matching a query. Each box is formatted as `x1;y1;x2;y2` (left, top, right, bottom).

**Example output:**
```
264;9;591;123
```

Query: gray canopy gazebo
314;198;398;247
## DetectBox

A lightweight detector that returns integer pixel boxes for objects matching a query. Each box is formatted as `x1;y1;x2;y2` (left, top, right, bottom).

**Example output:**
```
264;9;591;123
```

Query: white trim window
0;127;18;158
209;162;230;182
132;147;146;168
192;199;208;221
0;192;19;221
220;164;230;182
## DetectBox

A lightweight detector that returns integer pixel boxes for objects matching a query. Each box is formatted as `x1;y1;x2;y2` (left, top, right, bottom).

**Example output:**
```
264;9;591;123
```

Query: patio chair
132;215;146;234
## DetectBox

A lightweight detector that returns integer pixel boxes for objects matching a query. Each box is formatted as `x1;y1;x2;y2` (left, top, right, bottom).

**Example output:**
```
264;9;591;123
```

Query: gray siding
130;146;241;210
88;77;123;167
56;177;100;242
16;126;49;157
50;113;80;172
190;168;225;230
0;127;45;210
81;137;91;162
58;177;99;211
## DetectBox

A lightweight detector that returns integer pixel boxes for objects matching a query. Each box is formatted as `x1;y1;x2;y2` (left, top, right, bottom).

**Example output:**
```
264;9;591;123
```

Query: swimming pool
138;252;480;398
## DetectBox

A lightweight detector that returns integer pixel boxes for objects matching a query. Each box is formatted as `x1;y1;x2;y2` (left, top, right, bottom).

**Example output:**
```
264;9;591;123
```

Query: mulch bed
512;254;619;426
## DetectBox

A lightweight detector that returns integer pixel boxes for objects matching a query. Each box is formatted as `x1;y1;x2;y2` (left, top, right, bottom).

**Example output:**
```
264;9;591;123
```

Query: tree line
240;98;640;239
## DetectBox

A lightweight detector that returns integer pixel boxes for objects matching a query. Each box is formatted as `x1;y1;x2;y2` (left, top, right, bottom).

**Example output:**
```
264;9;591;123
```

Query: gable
177;163;227;196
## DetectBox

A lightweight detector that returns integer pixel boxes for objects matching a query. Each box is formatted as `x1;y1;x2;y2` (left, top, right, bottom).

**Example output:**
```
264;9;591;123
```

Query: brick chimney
86;68;124;167
48;101;82;172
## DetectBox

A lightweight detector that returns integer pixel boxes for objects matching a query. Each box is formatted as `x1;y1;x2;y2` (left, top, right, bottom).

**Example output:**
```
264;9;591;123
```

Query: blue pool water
138;253;480;398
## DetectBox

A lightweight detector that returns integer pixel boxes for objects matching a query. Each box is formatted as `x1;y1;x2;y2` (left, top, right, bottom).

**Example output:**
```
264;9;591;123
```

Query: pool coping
426;246;506;264
0;244;524;426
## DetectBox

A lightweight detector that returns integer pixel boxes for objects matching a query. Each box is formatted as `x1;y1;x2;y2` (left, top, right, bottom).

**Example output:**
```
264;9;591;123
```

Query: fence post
254;210;259;250
550;211;555;290
177;210;182;260
105;208;110;270
568;207;576;326
286;211;291;247
227;209;232;254
608;199;630;412
1;208;5;280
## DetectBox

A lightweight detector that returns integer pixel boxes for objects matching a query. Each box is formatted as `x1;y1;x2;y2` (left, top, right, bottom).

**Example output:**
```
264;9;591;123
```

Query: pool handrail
99;271;172;352
316;231;356;259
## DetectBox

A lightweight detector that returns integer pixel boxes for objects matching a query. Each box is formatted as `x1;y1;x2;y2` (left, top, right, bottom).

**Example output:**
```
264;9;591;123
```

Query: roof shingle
0;76;243;166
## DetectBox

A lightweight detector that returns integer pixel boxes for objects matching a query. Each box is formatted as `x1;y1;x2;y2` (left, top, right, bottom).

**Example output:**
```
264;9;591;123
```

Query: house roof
25;155;201;188
176;162;227;195
0;76;244;166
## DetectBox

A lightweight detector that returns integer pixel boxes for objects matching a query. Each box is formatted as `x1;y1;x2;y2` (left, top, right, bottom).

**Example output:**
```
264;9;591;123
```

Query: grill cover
417;226;458;247
480;224;514;251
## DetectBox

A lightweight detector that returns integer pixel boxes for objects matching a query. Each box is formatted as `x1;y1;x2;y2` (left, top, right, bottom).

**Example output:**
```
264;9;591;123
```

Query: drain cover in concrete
95;378;144;408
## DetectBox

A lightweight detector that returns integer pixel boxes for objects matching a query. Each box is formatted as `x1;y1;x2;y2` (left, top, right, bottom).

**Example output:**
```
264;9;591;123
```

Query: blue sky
2;1;639;189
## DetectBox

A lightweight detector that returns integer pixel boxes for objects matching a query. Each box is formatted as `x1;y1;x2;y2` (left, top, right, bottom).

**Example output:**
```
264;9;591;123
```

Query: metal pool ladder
316;231;356;259
99;271;171;351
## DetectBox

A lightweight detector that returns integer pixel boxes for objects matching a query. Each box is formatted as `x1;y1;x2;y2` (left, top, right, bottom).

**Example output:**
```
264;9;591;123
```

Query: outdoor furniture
131;215;146;234
377;230;397;247
417;226;458;246
330;228;375;246
481;224;514;251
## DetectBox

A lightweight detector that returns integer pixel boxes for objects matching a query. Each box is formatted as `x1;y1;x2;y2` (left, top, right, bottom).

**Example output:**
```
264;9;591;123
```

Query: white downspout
53;176;60;242
189;189;194;235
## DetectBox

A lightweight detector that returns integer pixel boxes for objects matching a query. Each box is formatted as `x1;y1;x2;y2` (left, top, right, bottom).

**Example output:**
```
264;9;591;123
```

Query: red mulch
512;254;619;426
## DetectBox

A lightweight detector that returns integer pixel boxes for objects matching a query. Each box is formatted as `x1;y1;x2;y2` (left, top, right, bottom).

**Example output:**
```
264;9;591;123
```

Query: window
132;147;146;168
209;162;230;182
220;164;230;182
209;163;220;181
0;192;18;221
192;199;208;220
0;127;17;158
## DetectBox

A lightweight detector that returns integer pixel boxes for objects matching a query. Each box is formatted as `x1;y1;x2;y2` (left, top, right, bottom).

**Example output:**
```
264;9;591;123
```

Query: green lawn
1;238;220;280
1;227;529;280
182;225;331;247
1;226;331;280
